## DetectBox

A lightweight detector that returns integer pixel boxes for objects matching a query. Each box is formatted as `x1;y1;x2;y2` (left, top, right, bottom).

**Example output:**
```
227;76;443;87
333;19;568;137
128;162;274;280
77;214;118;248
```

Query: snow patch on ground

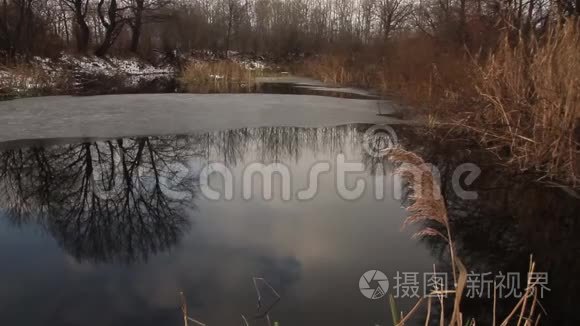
60;55;174;77
0;55;175;96
0;51;270;97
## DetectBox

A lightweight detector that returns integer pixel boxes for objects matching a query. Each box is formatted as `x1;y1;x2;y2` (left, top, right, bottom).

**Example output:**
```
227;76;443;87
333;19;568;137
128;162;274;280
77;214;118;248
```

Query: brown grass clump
301;22;579;187
299;37;474;108
301;54;377;87
179;60;257;93
471;21;580;185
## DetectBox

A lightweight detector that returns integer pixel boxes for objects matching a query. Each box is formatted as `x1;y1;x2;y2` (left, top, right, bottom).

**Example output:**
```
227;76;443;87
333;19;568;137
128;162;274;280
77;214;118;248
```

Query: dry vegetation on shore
179;60;255;93
0;55;175;97
0;62;72;97
301;21;580;186
474;23;580;185
178;56;274;93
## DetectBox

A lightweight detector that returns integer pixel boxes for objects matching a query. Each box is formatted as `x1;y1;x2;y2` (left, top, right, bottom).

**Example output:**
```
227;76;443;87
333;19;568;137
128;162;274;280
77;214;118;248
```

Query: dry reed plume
386;147;545;326
385;148;458;285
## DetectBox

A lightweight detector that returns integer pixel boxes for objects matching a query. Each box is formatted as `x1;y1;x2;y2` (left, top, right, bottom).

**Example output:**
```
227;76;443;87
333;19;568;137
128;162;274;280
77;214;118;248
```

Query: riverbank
0;55;176;98
0;51;275;98
297;22;580;187
3;39;577;189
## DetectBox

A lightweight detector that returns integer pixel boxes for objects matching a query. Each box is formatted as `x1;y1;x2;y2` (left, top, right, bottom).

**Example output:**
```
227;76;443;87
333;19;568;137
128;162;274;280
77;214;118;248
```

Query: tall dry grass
386;147;545;326
301;22;579;186
300;37;474;107
301;54;377;87
471;21;580;185
179;60;258;93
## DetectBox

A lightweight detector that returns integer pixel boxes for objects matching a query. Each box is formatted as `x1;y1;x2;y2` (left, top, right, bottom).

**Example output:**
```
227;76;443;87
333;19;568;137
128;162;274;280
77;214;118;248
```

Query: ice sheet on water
0;93;402;143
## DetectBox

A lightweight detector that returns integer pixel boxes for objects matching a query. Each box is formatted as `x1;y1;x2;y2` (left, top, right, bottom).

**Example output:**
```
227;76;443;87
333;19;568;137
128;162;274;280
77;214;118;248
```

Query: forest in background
0;0;575;59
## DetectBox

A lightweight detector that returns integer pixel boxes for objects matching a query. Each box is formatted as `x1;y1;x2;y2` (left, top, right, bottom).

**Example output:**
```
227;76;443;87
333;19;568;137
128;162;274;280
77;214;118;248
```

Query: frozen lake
0;94;401;144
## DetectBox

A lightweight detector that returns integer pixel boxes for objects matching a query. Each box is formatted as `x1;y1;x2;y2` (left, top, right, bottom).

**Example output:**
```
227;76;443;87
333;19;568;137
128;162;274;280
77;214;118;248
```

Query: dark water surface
0;123;578;325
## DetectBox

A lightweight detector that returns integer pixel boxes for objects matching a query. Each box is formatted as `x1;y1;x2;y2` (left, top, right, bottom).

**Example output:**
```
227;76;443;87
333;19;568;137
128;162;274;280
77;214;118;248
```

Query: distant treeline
1;0;578;60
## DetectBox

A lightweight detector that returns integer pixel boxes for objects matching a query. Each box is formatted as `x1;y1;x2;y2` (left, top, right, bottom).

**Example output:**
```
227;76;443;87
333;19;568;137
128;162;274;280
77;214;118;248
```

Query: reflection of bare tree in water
201;125;359;165
254;126;356;163
0;136;202;263
202;129;253;166
0;125;373;263
0;126;364;265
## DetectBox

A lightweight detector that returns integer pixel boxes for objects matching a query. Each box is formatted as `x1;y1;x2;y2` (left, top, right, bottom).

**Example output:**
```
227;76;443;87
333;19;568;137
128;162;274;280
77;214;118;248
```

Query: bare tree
359;0;375;43
375;0;412;41
95;0;129;56
127;0;170;53
62;0;91;53
222;0;249;55
0;0;569;59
